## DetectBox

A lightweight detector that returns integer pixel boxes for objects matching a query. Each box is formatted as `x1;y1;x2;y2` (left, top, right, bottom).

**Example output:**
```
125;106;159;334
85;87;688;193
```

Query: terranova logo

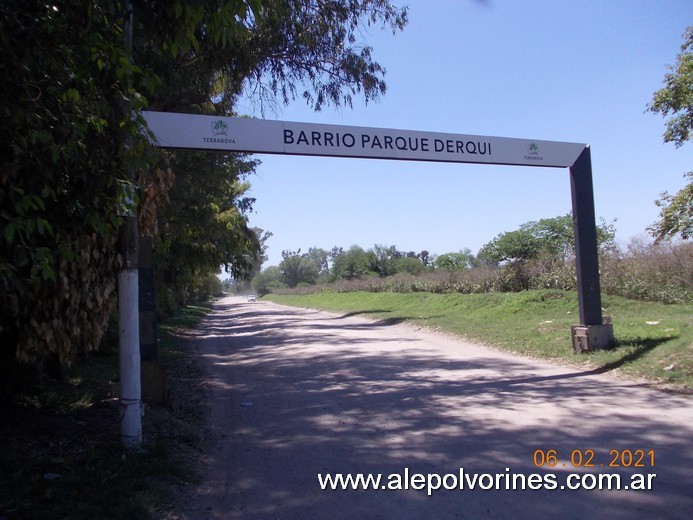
204;119;236;144
211;119;229;136
524;142;543;162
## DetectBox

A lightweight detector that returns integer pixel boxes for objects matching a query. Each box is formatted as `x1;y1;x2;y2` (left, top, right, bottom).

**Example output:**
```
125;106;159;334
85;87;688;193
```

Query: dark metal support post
569;146;614;350
569;146;602;325
139;236;158;362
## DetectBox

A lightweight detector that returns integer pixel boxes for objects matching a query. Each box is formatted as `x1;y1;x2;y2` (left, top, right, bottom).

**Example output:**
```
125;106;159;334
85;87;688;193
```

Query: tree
647;28;692;242
252;266;285;296
0;0;409;369
477;214;616;265
647;27;693;147
237;0;409;111
0;1;152;369
153;151;260;311
331;245;370;280
307;247;331;279
477;227;543;265
648;172;693;242
395;256;426;275
243;227;274;283
368;244;398;277
279;250;319;288
434;249;478;270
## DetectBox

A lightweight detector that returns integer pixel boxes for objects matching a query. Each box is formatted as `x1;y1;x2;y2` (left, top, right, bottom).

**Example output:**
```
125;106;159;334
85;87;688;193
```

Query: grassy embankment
0;303;213;519
264;289;692;391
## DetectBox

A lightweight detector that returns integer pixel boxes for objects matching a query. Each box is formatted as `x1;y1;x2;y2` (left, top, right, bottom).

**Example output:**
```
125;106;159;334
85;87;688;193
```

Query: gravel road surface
178;296;692;519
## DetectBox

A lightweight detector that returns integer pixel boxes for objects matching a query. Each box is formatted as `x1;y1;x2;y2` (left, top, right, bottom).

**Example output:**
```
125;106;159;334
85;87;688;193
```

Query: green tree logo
211;120;229;135
528;143;539;155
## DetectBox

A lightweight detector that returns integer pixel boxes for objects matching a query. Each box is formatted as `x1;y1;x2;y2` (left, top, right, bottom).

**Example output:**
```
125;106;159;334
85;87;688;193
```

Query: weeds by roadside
266;241;692;305
0;303;213;519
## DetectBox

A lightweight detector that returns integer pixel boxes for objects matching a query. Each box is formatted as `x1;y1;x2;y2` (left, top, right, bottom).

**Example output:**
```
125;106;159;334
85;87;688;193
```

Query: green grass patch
264;290;692;391
0;302;214;519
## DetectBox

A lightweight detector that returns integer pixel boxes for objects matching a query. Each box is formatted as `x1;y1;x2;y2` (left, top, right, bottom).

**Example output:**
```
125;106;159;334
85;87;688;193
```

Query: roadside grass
0;302;213;519
263;290;692;391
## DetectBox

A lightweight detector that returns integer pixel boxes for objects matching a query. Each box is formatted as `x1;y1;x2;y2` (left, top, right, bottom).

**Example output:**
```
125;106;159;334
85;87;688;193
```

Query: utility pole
118;0;142;449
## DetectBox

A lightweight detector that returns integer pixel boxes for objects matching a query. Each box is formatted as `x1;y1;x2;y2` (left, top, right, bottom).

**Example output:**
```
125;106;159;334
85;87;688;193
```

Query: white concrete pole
118;269;142;448
118;0;142;449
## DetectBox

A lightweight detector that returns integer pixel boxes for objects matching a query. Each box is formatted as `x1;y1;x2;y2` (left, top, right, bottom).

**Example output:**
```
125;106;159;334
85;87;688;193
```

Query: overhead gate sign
141;110;613;350
142;111;586;168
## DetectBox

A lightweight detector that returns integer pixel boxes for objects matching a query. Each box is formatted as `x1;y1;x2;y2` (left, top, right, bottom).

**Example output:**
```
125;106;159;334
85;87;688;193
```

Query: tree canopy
647;26;693;147
477;214;616;265
0;0;409;369
648;172;693;242
647;27;692;242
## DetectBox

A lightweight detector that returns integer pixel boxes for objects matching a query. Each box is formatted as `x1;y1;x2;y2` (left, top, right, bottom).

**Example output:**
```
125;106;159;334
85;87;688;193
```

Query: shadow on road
179;298;693;519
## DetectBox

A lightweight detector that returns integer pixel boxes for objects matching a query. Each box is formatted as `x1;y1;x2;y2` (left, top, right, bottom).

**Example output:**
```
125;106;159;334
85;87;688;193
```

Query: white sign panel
142;111;586;168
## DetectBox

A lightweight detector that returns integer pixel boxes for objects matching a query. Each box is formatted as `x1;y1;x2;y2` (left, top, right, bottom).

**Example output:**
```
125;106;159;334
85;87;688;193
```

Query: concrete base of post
571;316;614;353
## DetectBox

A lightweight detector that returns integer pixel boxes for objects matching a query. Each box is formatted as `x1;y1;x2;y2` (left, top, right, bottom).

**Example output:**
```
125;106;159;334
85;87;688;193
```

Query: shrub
271;240;691;304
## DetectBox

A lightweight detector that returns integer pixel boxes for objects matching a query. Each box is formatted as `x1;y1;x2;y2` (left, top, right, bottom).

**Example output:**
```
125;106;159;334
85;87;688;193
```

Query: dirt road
178;296;692;519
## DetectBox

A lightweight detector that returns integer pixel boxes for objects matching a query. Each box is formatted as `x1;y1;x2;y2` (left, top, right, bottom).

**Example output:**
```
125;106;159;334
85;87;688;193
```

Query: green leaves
648;26;693;147
648;172;693;242
647;29;692;243
478;214;616;265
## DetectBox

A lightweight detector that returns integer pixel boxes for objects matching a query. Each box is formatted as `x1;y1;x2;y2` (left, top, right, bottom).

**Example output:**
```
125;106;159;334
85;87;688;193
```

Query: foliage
646;28;692;243
647;26;693;147
395;256;427;275
601;239;692;304
0;303;212;518
239;0;409;111
647;172;693;242
307;247;331;280
252;265;286;296
331;245;371;281
1;0;409;368
367;244;399;277
268;239;691;306
477;213;616;265
278;249;319;288
434;249;479;271
153;151;260;314
136;0;409;311
0;1;151;367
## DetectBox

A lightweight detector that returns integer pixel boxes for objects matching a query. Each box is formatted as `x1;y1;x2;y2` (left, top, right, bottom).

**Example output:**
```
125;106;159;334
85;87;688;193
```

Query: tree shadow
589;335;678;374
334;309;394;319
178;298;693;519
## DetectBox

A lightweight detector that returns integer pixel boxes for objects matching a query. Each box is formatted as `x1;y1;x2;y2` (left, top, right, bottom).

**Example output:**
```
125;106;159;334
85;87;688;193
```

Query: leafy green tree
395;256;426;275
647;28;692;242
478;214;615;265
307;247;331;279
242;227;274;283
434;249;478;270
136;0;409;307
236;0;408;111
279;250;319;288
368;244;399;277
252;266;285;296
418;250;431;266
153;151;260;311
0;1;152;368
331;245;370;280
477;227;543;265
647;27;693;147
0;0;408;369
648;172;693;241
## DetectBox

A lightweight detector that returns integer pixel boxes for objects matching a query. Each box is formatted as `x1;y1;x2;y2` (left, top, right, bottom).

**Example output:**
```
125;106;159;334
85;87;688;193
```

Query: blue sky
236;0;692;269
